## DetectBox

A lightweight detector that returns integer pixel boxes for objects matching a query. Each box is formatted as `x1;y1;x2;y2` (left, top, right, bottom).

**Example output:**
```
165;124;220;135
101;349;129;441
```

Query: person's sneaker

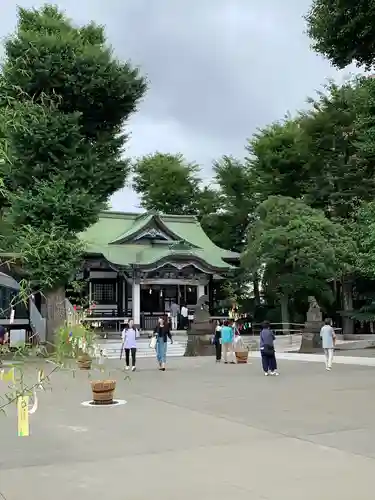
125;366;130;371
326;366;331;371
270;371;279;376
131;366;136;372
264;372;269;376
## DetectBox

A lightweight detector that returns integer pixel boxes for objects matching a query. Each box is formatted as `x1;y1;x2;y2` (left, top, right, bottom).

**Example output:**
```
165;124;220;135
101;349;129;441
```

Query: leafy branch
0;363;60;414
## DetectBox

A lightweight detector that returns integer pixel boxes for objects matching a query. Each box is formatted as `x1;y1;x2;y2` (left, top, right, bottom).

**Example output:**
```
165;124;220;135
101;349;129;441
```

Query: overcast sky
1;0;360;212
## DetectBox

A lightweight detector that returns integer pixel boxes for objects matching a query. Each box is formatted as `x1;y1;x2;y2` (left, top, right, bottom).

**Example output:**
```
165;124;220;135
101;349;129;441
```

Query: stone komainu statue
300;296;323;353
191;294;210;332
306;296;322;323
185;294;212;356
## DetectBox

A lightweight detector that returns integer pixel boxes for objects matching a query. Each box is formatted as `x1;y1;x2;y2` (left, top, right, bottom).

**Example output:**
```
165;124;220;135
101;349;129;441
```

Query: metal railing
251;323;305;336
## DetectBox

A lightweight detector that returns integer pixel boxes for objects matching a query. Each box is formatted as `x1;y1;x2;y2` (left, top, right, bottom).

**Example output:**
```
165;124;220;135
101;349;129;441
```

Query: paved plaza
1;354;375;499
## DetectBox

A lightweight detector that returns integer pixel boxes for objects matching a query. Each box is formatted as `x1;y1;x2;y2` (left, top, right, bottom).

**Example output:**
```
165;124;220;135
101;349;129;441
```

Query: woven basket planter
77;355;92;370
235;350;248;364
91;380;116;405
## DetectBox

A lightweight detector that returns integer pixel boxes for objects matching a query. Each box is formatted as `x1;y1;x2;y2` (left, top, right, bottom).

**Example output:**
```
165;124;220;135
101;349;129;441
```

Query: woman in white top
122;319;139;371
320;318;336;371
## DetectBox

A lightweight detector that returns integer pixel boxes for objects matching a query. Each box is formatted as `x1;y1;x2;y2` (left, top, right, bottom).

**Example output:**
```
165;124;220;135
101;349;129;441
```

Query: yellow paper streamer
37;369;44;388
0;367;15;383
17;396;29;437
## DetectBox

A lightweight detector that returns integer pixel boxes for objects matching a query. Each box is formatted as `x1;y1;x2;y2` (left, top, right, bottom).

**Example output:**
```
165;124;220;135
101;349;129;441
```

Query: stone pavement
1;355;375;499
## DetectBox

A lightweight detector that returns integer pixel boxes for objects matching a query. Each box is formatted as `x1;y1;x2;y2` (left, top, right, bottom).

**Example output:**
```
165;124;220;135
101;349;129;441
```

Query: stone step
97;330;187;340
98;339;187;359
97;335;301;360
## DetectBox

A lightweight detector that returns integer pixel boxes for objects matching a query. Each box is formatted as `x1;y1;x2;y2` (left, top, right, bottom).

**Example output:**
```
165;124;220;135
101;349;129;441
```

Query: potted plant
54;323;96;370
55;323;125;403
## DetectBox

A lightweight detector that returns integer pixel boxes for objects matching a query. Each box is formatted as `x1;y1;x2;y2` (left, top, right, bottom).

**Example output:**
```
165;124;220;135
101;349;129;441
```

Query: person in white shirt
180;304;188;329
170;301;179;330
121;319;139;371
320;318;336;371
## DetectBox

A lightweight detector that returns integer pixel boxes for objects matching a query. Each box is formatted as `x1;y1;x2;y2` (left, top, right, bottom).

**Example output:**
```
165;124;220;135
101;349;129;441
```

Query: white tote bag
149;336;157;349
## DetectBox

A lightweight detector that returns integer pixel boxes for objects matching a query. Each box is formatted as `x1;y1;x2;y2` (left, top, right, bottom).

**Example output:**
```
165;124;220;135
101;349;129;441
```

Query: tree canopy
247;119;308;203
306;0;375;69
353;202;375;278
248;79;375;222
132;152;204;215
201;156;255;253
0;4;146;292
243;196;353;294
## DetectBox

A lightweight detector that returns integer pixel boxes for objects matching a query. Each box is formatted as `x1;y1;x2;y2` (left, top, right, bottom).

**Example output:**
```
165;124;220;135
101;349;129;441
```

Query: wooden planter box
91;380;116;405
235;350;248;364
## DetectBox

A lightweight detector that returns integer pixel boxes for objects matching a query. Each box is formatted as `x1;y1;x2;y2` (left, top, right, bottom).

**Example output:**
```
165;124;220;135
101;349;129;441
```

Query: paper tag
10;308;15;324
28;391;38;415
17;396;29;437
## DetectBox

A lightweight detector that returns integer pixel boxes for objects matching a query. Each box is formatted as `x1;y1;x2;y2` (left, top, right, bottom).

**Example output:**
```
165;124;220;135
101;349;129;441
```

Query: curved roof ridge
100;210;198;223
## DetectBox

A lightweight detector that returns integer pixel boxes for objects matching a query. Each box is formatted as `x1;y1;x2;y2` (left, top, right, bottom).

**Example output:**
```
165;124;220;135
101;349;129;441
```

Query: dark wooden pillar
124;277;128;315
117;273;124;317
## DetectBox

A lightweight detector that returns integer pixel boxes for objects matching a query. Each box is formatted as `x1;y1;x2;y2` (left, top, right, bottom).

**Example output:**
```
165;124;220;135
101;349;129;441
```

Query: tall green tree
0;5;146;338
354;201;375;278
242;196;355;331
200;156;257;308
298;80;372;220
247;119;309;203
201;156;254;252
306;0;375;69
132;152;205;215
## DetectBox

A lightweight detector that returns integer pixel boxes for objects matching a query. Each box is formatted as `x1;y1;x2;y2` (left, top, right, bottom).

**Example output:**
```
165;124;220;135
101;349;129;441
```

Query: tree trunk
45;287;67;350
342;279;354;336
280;294;289;335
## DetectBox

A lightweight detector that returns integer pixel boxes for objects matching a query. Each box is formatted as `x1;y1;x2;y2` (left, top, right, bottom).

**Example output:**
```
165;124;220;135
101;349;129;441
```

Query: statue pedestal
185;294;214;357
185;325;214;357
299;321;323;353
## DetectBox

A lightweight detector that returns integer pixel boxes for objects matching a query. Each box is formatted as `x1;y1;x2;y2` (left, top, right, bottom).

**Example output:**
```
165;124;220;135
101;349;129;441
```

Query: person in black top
213;320;222;362
0;326;8;345
153;315;173;371
0;326;8;367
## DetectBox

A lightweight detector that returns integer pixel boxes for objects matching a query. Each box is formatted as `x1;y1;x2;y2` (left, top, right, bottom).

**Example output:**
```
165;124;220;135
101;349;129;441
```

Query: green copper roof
80;211;239;271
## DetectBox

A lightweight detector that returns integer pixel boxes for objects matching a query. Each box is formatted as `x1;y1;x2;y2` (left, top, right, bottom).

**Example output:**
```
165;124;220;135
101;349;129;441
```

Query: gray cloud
0;0;361;211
